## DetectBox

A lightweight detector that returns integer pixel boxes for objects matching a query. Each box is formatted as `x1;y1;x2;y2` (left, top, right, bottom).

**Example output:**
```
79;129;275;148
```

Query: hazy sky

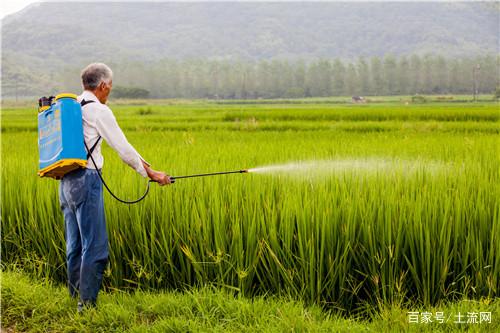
0;0;485;20
1;0;37;19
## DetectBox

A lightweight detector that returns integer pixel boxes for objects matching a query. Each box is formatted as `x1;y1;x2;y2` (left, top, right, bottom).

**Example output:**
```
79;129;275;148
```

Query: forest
5;54;498;99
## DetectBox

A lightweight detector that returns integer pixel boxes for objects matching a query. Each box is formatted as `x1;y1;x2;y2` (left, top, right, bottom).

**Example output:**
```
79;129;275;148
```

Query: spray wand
169;169;248;183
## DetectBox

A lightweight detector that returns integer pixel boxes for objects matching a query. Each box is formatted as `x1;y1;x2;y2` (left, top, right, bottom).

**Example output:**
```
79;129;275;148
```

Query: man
59;63;170;312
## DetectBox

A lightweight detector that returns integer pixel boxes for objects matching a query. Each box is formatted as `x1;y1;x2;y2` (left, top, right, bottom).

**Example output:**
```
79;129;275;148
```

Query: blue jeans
59;168;108;303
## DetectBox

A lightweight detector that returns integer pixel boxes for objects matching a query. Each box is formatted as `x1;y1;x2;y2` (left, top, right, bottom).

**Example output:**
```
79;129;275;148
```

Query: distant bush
285;87;305;98
411;95;427;103
112;86;150;99
494;87;500;100
137;107;154;115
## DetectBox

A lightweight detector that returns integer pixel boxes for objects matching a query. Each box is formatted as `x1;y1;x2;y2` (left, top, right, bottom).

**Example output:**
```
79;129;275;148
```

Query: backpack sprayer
37;93;248;204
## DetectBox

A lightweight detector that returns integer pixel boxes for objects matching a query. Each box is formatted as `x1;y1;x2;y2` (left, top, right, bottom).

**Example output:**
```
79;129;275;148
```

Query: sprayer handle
169;177;176;184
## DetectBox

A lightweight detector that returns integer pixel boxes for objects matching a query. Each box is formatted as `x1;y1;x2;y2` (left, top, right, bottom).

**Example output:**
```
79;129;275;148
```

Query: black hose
85;141;152;204
84;140;247;203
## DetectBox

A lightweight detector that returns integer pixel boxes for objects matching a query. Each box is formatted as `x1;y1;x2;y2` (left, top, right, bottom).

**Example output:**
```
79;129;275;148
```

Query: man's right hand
142;162;172;185
149;170;171;185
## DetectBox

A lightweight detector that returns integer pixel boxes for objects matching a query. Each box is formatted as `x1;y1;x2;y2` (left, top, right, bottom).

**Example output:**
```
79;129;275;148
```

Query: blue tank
38;93;87;179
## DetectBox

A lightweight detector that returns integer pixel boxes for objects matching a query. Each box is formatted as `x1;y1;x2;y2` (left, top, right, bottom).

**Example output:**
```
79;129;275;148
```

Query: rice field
1;99;499;314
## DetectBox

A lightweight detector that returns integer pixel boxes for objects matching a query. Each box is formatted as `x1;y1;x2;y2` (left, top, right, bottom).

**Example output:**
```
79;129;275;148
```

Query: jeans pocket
61;170;88;207
88;170;102;197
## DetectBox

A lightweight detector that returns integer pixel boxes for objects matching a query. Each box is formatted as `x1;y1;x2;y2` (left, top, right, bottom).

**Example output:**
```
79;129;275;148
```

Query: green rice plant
1;101;498;313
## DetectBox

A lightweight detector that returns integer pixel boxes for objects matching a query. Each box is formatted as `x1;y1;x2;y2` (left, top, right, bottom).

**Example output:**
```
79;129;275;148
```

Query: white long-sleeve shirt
78;90;148;177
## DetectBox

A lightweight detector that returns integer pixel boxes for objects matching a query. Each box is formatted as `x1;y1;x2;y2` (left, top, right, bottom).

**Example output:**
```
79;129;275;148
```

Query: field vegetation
2;270;499;332
1;98;499;330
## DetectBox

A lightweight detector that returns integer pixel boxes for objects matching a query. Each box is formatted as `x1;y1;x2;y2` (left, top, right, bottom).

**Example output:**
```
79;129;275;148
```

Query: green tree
345;63;358;96
422;55;434;94
288;60;306;98
331;59;346;96
370;57;383;95
111;86;150;99
357;57;370;95
409;54;422;94
383;55;398;94
397;56;410;95
478;55;499;94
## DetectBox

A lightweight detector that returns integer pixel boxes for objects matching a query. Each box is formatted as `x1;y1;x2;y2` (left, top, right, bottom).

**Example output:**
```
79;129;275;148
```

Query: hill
1;2;498;98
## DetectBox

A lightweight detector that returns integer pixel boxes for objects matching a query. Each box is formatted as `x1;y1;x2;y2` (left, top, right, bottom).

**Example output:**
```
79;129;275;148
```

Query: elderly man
59;63;170;312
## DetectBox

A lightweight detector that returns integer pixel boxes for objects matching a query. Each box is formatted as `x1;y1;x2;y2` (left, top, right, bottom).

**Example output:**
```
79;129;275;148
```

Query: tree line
107;54;498;99
5;54;499;99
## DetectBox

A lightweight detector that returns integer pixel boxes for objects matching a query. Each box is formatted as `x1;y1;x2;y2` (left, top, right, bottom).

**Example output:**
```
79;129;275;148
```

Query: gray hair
81;63;113;90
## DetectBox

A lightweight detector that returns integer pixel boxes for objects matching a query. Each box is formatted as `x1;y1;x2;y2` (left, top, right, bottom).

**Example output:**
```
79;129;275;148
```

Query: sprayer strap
80;99;95;107
80;99;101;160
86;136;101;160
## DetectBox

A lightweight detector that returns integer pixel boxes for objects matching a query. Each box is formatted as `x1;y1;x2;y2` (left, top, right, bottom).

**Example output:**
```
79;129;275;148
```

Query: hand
142;161;172;186
150;170;171;186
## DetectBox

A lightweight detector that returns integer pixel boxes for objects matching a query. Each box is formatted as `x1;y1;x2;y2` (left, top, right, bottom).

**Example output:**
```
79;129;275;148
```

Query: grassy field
1;97;499;330
2;270;499;332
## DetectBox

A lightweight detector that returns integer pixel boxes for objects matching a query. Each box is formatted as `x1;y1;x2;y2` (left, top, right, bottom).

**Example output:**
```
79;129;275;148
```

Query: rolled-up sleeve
96;106;148;177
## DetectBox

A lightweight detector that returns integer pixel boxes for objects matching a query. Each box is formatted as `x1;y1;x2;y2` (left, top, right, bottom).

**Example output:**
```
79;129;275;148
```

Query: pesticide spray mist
170;158;450;182
247;158;448;179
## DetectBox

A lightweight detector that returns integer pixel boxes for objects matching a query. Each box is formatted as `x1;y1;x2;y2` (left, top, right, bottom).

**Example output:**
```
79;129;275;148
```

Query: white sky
0;0;487;20
1;0;38;19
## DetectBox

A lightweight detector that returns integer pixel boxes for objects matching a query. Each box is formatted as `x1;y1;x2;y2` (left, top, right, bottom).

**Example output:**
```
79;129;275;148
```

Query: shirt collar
79;90;100;104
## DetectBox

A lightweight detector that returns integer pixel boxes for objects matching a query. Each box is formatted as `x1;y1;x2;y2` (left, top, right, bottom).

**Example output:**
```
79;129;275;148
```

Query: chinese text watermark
408;312;492;324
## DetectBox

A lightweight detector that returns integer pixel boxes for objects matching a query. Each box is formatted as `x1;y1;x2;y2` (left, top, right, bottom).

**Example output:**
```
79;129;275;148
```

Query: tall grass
1;102;498;312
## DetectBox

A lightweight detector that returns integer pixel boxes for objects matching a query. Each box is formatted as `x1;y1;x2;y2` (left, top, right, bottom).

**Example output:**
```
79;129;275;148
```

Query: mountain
1;2;498;98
